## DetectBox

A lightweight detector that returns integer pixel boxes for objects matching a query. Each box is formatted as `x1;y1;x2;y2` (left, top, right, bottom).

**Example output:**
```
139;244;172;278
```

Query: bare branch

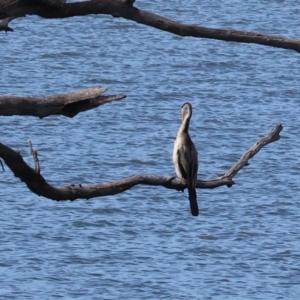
1;0;300;53
0;159;4;171
223;124;282;181
0;16;15;31
0;87;126;118
121;0;135;8
0;124;282;201
29;141;40;174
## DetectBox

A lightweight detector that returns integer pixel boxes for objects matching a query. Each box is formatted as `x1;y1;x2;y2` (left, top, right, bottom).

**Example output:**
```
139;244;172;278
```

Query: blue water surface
1;1;300;299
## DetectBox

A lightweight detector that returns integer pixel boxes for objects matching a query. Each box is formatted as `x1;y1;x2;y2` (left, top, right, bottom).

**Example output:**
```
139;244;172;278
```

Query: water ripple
1;1;300;299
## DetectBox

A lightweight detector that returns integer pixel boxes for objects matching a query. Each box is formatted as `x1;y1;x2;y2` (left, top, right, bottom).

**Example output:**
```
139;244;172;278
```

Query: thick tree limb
0;87;126;118
0;0;300;53
0;124;282;201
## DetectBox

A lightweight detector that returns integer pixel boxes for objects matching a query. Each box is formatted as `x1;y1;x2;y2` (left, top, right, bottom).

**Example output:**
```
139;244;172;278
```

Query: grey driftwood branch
0;124;282;201
0;87;126;118
0;0;300;53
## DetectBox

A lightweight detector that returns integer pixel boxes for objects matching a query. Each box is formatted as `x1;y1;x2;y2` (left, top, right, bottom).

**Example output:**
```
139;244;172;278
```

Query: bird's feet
169;176;186;192
167;176;176;182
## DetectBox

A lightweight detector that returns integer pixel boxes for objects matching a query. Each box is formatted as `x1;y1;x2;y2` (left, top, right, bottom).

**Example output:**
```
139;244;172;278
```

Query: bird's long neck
178;110;191;134
178;116;190;134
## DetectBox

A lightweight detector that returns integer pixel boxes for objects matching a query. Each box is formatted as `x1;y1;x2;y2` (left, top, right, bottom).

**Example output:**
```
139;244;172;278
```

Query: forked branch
0;87;126;118
0;124;283;201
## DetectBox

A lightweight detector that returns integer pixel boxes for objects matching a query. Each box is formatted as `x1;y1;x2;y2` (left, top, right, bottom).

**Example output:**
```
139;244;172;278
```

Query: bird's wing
178;142;198;186
190;144;198;187
177;144;193;181
176;147;188;180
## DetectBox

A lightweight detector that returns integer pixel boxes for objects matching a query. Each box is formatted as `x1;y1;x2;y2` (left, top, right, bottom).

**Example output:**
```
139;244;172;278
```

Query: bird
173;102;199;216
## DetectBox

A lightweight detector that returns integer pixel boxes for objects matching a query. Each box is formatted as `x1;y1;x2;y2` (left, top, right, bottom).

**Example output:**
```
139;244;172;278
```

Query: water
1;0;300;299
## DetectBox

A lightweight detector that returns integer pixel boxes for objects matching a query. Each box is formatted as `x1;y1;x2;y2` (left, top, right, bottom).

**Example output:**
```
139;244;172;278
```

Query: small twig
0;159;4;171
29;141;40;174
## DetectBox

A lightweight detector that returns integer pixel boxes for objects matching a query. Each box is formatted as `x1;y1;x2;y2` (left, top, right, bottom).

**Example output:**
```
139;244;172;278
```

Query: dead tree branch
220;124;282;185
0;0;300;53
0;87;126;118
0;16;15;31
0;124;282;201
0;159;4;171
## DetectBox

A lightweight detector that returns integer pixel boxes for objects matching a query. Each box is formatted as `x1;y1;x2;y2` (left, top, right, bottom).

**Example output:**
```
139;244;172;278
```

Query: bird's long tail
188;187;199;216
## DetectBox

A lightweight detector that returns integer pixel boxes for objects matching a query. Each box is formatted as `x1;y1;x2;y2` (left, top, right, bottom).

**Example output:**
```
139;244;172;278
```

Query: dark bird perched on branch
173;102;199;216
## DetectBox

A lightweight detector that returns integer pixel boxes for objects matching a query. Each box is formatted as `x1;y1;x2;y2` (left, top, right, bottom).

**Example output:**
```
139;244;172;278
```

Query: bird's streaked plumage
173;102;199;216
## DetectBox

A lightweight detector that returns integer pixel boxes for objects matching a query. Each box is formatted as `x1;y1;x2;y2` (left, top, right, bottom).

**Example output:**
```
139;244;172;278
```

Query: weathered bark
0;124;282;201
0;87;126;118
0;16;15;31
0;0;299;53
